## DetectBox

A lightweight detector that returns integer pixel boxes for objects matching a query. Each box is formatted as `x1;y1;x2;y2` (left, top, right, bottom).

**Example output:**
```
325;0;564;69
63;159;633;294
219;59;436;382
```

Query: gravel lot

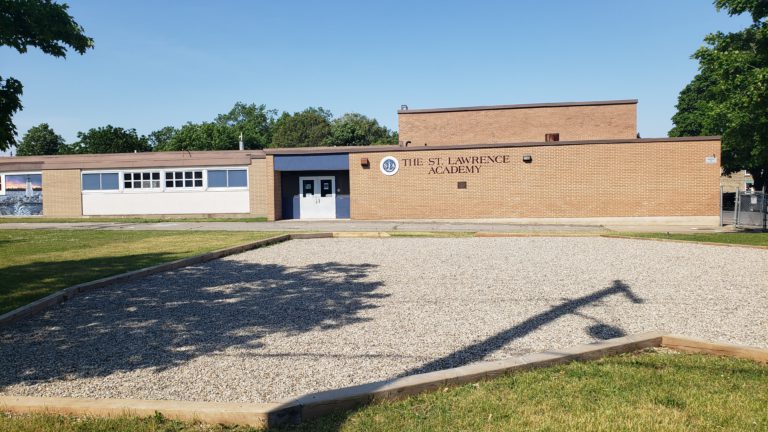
1;237;767;403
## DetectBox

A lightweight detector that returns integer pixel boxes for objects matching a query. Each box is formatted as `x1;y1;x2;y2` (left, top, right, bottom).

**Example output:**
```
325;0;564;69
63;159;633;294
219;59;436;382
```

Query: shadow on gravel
0;259;386;388
399;280;643;376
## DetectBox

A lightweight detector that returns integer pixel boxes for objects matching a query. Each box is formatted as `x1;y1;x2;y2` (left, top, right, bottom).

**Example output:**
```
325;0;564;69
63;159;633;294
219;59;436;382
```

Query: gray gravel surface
1;237;767;403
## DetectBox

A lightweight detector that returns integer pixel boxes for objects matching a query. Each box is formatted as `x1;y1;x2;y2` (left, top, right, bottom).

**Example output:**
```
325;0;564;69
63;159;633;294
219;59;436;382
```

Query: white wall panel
82;190;249;215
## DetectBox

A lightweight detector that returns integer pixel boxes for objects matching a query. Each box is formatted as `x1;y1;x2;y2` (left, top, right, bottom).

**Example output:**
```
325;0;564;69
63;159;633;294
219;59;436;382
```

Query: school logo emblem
380;156;399;176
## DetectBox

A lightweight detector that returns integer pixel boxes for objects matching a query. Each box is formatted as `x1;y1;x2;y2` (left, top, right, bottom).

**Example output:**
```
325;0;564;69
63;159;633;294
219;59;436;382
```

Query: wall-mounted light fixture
360;157;370;168
522;154;533;163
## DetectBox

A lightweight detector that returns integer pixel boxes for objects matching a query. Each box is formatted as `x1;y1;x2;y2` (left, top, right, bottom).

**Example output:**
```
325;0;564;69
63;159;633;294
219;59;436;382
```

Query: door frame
298;175;336;219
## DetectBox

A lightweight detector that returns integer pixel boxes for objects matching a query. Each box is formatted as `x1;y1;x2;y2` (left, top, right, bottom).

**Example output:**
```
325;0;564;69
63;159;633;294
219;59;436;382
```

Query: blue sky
0;0;752;149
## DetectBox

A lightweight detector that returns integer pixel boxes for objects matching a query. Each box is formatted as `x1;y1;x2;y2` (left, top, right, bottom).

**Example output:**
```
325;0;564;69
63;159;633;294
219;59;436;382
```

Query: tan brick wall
349;140;720;219
249;158;267;216
42;169;82;217
265;156;282;221
398;104;637;146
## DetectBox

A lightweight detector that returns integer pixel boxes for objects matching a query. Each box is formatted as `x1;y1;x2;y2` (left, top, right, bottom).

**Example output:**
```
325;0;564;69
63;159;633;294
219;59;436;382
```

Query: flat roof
397;99;639;114
266;136;720;155
0;136;720;170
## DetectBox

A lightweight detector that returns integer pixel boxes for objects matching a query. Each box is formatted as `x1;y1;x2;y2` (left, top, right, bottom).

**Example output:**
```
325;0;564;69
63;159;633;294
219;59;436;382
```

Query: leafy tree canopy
215;102;276;149
15;123;64;156
0;0;93;151
670;0;768;190
62;125;149;154
156;122;238;151
271;107;333;148
325;113;398;146
147;125;177;150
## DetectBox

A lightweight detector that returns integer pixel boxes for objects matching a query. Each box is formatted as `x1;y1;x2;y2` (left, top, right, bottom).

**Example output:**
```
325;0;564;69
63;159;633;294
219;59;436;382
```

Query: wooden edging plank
601;234;768;250
3;332;768;427
273;331;667;423
0;396;279;428
0;234;295;328
661;335;768;363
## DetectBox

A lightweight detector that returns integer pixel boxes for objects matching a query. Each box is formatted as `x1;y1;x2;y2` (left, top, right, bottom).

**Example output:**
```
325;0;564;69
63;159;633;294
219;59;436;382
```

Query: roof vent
400;104;408;110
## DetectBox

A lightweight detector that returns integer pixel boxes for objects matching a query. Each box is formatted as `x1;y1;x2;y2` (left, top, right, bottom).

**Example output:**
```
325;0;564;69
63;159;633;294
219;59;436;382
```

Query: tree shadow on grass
0;252;186;315
0;256;387;388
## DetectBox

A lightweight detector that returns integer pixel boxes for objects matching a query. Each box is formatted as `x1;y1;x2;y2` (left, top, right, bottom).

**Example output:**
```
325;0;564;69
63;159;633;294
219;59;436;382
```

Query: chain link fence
722;189;767;230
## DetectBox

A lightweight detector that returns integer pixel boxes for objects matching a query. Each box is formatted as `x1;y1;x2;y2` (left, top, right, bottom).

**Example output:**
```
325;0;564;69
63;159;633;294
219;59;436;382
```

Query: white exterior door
299;176;336;219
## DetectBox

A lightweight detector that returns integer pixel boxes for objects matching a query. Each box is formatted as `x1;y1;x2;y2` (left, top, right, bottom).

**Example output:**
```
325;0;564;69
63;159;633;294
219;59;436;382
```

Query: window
165;170;203;189
207;169;247;188
82;173;119;191
123;171;161;189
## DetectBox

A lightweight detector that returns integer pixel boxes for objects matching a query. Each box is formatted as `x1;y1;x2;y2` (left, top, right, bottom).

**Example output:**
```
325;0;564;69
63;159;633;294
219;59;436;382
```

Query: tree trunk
750;167;766;192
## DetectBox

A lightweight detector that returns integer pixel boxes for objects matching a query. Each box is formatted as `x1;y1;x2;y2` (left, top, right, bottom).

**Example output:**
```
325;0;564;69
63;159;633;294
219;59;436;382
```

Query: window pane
152;180;160;188
208;170;227;187
152;172;160;180
124;173;131;181
184;180;192;187
124;181;132;189
176;180;183;187
142;180;150;188
166;180;174;187
194;180;203;187
194;171;202;179
184;172;192;179
142;173;150;180
82;174;101;190
101;173;119;190
227;170;247;187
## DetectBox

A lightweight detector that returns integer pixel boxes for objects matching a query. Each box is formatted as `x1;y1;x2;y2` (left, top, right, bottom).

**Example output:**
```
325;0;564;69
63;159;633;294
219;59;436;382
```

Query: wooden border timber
601;234;768;250
0;397;281;428
661;335;768;363
1;332;766;427
0;233;333;328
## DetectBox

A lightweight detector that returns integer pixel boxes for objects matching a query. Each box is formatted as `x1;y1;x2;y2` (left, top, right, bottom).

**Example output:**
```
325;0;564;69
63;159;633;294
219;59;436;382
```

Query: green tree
0;0;93;151
215;102;276;149
148;126;177;150
325;113;398;146
670;0;768;190
271;107;332;148
159;122;238;151
15;123;64;155
62;125;150;154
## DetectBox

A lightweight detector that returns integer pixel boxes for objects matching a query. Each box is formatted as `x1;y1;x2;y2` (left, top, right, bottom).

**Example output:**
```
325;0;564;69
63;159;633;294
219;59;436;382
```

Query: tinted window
228;170;247;187
82;174;101;190
101;173;119;190
208;170;227;187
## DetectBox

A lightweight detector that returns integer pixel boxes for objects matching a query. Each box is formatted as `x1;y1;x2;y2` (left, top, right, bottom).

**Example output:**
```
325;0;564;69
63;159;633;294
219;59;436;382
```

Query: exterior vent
545;133;560;142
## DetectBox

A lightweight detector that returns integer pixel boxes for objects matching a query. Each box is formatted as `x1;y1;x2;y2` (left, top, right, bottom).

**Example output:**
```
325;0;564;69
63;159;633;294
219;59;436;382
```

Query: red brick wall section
349;140;720;219
398;104;637;146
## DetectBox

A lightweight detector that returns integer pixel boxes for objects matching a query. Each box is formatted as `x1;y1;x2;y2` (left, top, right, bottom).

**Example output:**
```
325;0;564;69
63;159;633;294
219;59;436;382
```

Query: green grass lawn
0;229;281;315
610;231;768;247
0;216;268;223
1;351;765;431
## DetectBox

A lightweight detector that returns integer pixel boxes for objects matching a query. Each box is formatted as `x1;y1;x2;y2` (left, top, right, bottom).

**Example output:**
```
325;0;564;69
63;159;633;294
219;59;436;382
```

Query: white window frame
81;172;121;193
0;171;43;196
206;168;249;191
121;170;163;192
80;166;249;194
163;169;205;191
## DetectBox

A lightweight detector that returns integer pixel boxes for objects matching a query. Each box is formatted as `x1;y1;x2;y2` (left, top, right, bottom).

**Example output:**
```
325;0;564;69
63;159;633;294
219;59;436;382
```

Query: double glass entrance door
299;176;336;219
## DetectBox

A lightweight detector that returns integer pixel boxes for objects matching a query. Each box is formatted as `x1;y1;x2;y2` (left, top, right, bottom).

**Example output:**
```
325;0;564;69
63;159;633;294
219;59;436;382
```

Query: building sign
380;156;399;175
400;155;511;174
705;155;717;165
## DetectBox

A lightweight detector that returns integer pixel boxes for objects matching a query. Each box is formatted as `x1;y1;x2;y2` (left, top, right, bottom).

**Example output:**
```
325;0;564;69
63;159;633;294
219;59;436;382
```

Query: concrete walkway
0;219;729;233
